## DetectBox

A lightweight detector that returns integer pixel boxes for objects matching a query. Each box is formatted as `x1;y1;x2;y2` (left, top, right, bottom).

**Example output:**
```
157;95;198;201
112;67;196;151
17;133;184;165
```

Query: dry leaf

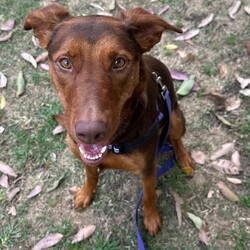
0;174;9;188
219;64;228;79
69;186;80;195
244;6;250;15
203;91;225;104
21;52;37;68
35;51;48;63
211;159;242;175
8;187;20;202
235;74;250;89
0;95;6;110
239;89;250;96
192;81;201;92
158;4;170;15
27;185;42;199
0;160;17;177
90;3;104;11
228;1;241;19
199;221;210;246
210;142;235;160
0;72;7;88
52;125;65;135
0;31;13;42
231;151;240;166
225;96;241;111
191;151;207;165
170;69;188;81
216;181;239;202
198;13;214;28
1;19;15;31
71;225;96;243
164;44;178;50
226;177;242;184
207;189;214;198
170;189;184;228
32;233;63;250
176;50;187;58
176;75;195;96
32;35;39;48
175;29;200;41
8;206;17;216
16;70;25;97
214;113;232;127
0;126;5;134
47;175;65;193
187;212;202;230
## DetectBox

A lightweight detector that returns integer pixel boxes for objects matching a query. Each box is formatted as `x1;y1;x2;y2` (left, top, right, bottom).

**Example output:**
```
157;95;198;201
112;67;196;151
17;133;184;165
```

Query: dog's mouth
78;143;108;166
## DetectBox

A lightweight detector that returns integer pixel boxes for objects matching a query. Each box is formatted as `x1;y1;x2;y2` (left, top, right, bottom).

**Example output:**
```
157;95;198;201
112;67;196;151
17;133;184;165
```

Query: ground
0;0;249;249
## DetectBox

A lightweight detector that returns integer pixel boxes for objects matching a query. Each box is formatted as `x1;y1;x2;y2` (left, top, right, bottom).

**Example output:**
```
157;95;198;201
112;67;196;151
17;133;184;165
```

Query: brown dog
24;4;194;236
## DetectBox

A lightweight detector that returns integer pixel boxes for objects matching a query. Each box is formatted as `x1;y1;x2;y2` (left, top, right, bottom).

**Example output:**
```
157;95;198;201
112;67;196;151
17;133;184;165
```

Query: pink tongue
83;144;103;154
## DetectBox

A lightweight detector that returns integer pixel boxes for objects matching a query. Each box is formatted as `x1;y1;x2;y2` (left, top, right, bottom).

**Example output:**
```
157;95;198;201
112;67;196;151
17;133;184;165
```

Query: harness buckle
152;71;166;100
108;144;124;154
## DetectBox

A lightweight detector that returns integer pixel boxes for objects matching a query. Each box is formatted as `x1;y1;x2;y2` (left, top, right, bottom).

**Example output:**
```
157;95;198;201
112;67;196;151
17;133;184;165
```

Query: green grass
233;224;249;250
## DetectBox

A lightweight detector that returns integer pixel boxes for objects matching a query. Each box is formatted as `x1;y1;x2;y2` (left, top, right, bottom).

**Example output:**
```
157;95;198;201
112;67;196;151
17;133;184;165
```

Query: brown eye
59;57;72;70
112;57;127;70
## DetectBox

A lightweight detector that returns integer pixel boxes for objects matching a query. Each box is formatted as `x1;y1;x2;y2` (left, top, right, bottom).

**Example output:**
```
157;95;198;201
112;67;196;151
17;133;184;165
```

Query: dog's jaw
78;143;108;166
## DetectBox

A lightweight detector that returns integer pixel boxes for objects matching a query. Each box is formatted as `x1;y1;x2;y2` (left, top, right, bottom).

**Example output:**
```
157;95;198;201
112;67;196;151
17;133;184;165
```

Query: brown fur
24;4;194;235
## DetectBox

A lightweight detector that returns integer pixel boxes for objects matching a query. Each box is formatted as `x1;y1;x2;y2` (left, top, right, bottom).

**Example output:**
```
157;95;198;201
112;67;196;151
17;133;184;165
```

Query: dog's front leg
74;165;99;208
141;166;162;236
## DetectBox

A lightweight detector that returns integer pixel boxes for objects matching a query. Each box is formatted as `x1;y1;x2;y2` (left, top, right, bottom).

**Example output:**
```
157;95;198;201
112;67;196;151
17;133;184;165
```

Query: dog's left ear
120;8;182;52
24;4;70;48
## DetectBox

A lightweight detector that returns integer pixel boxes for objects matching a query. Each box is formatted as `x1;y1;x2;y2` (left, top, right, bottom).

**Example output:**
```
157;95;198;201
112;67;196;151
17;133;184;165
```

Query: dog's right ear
23;4;70;49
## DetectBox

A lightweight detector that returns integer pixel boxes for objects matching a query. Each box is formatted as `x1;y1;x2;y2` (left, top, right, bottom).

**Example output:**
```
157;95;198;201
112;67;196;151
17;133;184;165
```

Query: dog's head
24;4;181;166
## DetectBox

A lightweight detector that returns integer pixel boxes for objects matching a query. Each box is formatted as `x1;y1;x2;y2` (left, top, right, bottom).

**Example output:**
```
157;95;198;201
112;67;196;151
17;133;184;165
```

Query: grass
1;0;250;249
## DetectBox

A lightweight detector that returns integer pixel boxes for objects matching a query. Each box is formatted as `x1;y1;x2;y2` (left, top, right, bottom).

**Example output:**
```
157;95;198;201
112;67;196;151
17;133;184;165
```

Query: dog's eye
59;58;72;70
112;57;127;70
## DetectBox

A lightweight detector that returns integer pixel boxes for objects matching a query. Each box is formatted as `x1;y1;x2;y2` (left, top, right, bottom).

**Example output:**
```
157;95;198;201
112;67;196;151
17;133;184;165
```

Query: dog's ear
120;8;182;52
24;4;70;49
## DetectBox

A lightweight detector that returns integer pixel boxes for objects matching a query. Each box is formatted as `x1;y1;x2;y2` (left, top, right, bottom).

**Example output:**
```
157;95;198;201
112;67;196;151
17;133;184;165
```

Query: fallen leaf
219;64;228;79
182;53;196;63
207;189;214;198
169;189;184;228
16;70;26;97
27;185;42;199
192;81;201;92
231;151;240;166
176;50;187;58
0;126;5;134
164;44;178;50
8;187;20;202
210;142;235;160
191;151;207;165
170;69;188;81
107;0;115;11
8;206;17;216
216;181;239;202
0;72;7;88
0;31;13;42
228;0;241;19
175;29;200;41
199;221;210;246
35;51;48;63
187;212;202;230
198;13;214;28
32;35;39;48
47;175;65;193
32;233;63;250
52;125;66;135
204;91;225;104
21;52;37;68
176;75;195;96
214;113;232;127
225;96;241;111
71;225;96;243
0;95;6;110
211;159;242;175
235;74;250;89
40;63;49;71
90;3;104;11
158;4;170;15
244;6;250;15
0;174;9;188
1;19;15;31
226;177;242;184
239;89;250;96
69;186;80;195
0;160;17;177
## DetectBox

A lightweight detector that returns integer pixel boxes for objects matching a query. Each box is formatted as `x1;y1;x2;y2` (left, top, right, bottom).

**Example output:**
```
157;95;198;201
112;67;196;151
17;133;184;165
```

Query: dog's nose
75;121;107;144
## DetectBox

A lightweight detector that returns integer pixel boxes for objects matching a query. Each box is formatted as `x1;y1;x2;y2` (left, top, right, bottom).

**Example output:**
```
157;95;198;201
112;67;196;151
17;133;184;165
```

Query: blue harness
109;72;175;250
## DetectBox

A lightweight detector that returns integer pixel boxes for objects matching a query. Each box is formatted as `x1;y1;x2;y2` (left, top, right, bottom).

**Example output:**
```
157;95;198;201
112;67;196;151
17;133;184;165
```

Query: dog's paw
178;153;195;176
74;186;94;208
143;210;162;236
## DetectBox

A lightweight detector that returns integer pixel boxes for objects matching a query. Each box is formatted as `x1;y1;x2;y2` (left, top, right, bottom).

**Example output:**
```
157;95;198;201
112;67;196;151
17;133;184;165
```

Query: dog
24;4;194;236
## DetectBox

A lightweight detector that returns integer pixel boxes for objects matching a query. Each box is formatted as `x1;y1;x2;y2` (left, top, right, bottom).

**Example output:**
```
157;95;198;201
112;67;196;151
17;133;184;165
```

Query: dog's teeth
101;146;107;154
98;154;102;158
79;147;84;154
